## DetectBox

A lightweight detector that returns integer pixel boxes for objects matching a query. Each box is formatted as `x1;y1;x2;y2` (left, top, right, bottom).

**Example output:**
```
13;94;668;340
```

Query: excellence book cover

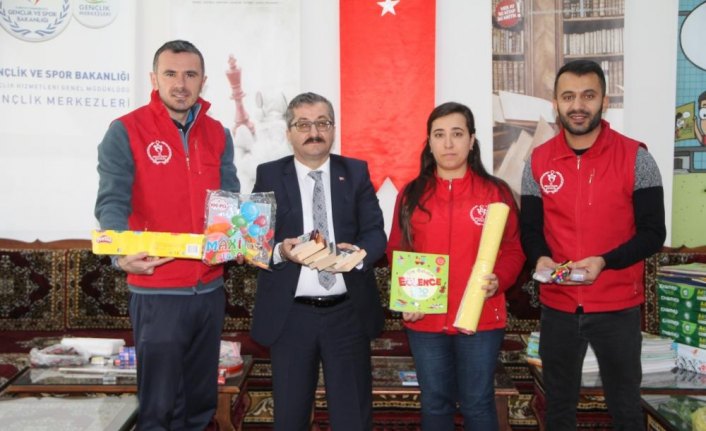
390;251;449;314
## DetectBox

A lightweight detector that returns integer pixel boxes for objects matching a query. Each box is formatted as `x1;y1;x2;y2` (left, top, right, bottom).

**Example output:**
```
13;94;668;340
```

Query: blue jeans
406;328;505;431
539;305;644;430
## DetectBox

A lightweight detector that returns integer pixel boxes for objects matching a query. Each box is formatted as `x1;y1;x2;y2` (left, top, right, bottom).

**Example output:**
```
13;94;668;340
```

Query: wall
0;0;679;245
302;0;677;245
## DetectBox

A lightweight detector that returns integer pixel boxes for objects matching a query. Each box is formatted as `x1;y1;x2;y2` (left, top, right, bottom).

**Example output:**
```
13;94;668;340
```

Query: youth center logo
539;170;564;194
0;0;71;42
469;204;488;226
147;141;172;165
72;0;120;29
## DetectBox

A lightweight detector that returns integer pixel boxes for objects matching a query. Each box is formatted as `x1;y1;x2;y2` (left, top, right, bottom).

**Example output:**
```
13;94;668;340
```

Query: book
330;248;367;272
389;251;449;314
302;241;335;266
659;263;706;278
309;245;342;270
290;230;327;260
309;247;367;272
398;370;418;386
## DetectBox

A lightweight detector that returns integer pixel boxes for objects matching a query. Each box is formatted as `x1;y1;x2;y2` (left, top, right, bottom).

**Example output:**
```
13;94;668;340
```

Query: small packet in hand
551;261;572;283
532;262;587;283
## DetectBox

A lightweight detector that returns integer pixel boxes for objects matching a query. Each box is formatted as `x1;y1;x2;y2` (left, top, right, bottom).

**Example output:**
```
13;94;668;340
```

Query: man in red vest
95;40;240;430
521;59;666;430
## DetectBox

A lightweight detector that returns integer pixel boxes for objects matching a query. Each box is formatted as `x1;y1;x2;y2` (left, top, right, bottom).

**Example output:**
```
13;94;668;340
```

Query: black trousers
129;288;226;431
539;305;644;431
269;299;373;431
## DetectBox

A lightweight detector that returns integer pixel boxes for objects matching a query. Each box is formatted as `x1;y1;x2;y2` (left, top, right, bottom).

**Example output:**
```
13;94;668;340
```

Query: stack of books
641;332;677;374
290;230;367;272
524;331;675;374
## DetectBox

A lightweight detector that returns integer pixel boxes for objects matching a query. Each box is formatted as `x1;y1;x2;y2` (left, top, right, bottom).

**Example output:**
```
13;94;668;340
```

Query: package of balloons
202;190;276;269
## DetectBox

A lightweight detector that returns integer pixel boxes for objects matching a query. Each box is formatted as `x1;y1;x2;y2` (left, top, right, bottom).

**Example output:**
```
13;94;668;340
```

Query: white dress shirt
275;157;347;296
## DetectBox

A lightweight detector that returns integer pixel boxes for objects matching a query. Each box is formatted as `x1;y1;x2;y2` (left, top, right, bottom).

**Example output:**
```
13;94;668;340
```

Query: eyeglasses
290;120;334;133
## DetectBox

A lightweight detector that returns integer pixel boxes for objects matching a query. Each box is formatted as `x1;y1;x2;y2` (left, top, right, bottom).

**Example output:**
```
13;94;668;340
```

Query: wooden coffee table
4;355;253;431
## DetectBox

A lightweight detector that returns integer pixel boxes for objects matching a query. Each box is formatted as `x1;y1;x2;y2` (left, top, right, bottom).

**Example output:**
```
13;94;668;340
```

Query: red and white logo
209;197;229;213
147;140;172;165
539;170;564;194
470;204;488;226
95;235;112;244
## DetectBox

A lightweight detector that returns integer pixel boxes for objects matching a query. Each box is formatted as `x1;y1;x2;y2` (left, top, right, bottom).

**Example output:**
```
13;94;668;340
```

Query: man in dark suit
251;92;387;431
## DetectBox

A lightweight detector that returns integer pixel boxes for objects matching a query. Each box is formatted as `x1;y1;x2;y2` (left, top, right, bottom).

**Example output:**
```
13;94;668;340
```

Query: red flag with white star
340;0;435;191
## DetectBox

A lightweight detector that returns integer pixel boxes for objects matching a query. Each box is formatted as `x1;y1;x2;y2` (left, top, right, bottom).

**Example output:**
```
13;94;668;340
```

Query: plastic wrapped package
203;190;276;269
30;344;90;368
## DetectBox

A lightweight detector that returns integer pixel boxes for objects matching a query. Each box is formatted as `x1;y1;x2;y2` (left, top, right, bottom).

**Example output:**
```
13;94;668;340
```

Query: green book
390;251;449;314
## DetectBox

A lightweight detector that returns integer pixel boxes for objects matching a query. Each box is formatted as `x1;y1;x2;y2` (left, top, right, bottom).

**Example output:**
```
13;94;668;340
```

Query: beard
557;109;602;136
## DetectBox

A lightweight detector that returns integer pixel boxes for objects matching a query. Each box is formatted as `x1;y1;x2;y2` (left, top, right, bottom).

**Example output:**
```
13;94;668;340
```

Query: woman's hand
402;312;425;322
482;273;500;298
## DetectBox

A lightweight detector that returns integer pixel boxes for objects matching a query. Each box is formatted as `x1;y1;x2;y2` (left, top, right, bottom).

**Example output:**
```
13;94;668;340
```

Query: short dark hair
285;92;335;126
554;59;606;97
153;40;205;74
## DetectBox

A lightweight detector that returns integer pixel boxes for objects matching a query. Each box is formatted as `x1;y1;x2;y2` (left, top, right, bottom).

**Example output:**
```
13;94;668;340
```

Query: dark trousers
129;288;226;431
269;299;373;431
539;305;644;431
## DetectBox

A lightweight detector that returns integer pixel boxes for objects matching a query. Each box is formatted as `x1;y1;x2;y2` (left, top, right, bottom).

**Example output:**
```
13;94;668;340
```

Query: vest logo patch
469;204;488;226
539;170;564;194
147;141;172;165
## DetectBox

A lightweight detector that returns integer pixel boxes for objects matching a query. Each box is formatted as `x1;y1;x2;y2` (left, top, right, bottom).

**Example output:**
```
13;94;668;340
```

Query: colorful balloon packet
203;190;276;269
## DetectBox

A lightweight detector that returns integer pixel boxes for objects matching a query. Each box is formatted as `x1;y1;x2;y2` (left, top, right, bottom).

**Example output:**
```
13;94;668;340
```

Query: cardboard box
658;295;706;314
659;317;706;337
92;230;204;259
659;305;706;325
657;279;706;301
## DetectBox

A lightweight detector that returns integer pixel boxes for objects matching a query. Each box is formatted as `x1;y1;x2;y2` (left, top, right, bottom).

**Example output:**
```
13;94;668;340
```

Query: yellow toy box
91;230;204;259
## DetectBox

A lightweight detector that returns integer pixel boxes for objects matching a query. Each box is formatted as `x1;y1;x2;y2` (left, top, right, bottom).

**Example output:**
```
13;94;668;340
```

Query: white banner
0;0;300;241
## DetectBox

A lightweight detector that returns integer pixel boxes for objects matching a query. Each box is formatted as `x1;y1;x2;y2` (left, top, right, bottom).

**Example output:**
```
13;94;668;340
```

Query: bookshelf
492;0;529;95
557;0;625;107
491;0;624;111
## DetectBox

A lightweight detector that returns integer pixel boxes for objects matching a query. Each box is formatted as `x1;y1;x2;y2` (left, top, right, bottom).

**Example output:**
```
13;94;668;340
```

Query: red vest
530;120;645;312
120;91;225;288
388;170;525;333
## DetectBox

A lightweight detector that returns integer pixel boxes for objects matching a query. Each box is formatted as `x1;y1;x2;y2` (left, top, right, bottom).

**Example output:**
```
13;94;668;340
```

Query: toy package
203;190;276;269
532;260;588;283
92;230;205;259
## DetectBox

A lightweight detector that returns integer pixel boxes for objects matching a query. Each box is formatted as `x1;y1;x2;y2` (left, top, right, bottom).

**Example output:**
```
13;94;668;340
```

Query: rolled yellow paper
454;202;510;334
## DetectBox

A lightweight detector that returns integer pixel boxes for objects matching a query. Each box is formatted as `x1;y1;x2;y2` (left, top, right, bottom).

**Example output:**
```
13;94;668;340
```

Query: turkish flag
340;0;436;191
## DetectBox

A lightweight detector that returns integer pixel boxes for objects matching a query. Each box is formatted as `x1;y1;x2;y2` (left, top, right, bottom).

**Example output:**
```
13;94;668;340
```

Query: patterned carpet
240;334;540;430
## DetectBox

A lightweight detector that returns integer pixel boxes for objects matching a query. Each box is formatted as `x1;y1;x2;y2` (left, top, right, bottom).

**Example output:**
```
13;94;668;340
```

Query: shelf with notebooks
557;0;625;107
491;0;624;105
